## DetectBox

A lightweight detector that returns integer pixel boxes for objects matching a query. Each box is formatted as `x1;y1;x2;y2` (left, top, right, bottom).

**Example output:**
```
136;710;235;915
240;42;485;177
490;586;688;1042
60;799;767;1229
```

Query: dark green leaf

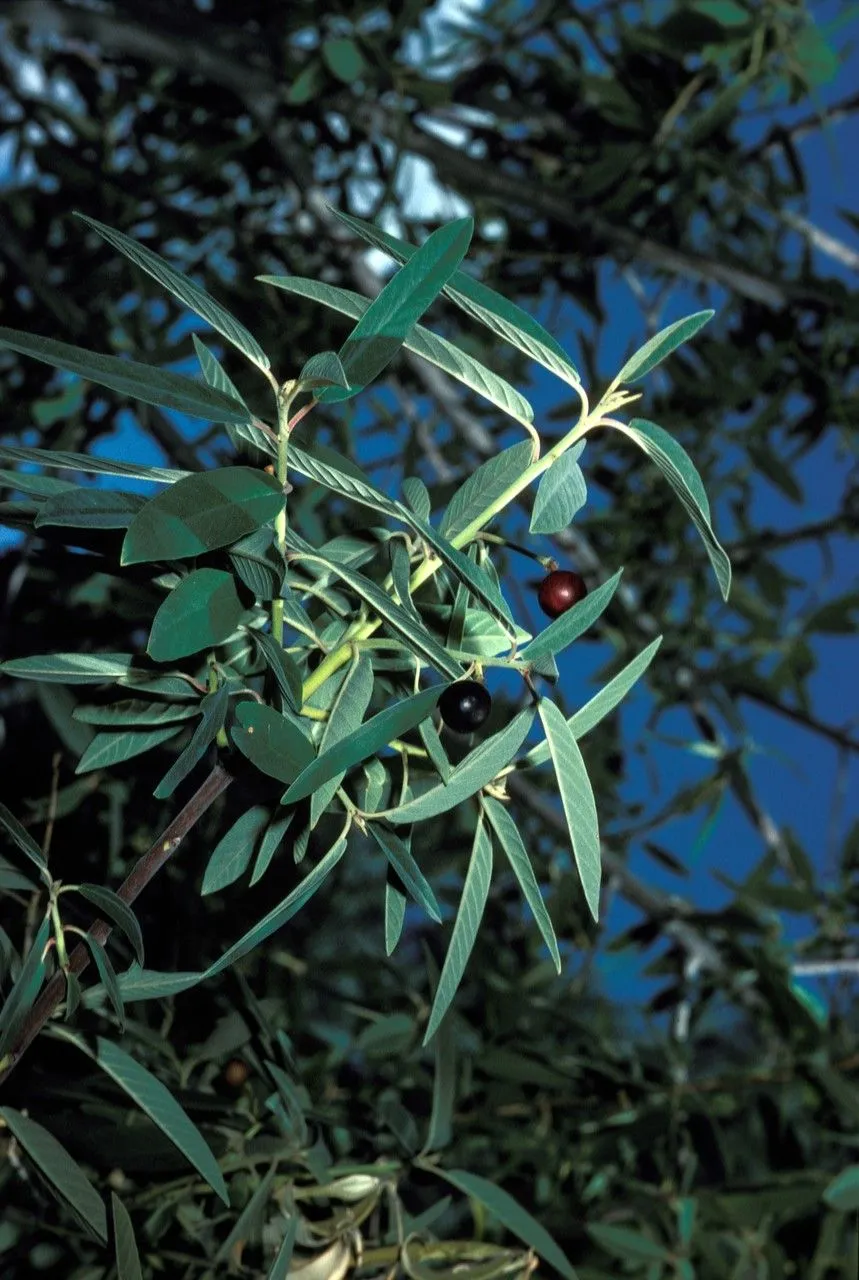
282;687;444;805
0;652;136;684
75;884;144;965
122;467;283;565
73;700;200;727
0;801;51;884
423;1009;456;1153
0;444;186;484
35;489;146;530
310;654;374;827
111;1193;143;1280
322;36;366;83
0;917;51;1059
250;812;295;887
367;823;442;923
266;1215;298;1280
153;685;229;799
587;1223;670;1263
384;878;407;956
318;218;474;403
75;726;182;775
148;569;246;662
298;350;349;390
823;1164;859;1212
82;936;125;1031
249;630;304;711
202;806;269;895
0;1107;107;1243
230;702;315;783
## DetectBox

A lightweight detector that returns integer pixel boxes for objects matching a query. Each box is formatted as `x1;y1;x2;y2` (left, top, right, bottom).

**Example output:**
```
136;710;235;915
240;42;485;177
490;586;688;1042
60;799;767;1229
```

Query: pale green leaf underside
614;310;714;385
482;796;561;971
538;699;601;922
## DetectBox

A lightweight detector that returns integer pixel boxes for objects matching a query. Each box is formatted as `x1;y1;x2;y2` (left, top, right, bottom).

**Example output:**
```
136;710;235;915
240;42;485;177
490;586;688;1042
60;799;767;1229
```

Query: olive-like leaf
613;310;714;385
75;726;183;775
529;442;587;534
148;569;246;662
367;823;442;923
75;884;144;965
0;1107;107;1243
482;796;561;971
521;569;623;663
230;702;315;783
537;698;601;921
202;806;270;895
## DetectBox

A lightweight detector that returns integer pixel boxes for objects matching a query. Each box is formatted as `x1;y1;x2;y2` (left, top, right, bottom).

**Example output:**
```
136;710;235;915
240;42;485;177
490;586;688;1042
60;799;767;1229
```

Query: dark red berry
438;680;492;734
538;570;588;619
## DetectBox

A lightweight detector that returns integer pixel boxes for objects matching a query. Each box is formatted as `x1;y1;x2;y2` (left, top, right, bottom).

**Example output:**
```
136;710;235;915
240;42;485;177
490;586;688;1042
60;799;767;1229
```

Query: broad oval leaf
424;1167;577;1280
521;569;623;663
538;698;601;922
122;467;283;565
258;276;534;427
202;805;270;895
0;1107;108;1243
318;217;474;403
76;213;270;372
613;310;714;385
148;569;246;662
482;796;560;971
230;701;315;784
282;686;444;806
383;708;535;825
610;418;731;599
529;442;587;534
328;209;581;387
423;818;493;1043
522;636;662;768
440;442;534;542
75;725;182;775
0;326;252;422
57;1029;229;1205
367;823;442;923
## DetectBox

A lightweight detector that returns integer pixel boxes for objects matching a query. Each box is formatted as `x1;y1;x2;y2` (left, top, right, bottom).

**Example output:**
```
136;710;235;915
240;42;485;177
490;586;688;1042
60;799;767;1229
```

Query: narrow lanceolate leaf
0;802;51;884
610;418;731;599
317;218;474;403
34;489;146;530
613;310;714;385
390;539;420;622
310;655;374;827
440;442;534;542
258;276;534;427
408;509;516;632
250;812;294;887
75;726;182;775
0;444;187;484
0;468;75;497
205;831;348;978
0;917;51;1058
281;687;445;806
266;1215;299;1280
215;1163;278;1263
384;878;407;956
75;213;270;372
111;1193;144;1280
367;823;442;923
249;630;304;712
382;708;535;825
202;806;269;895
82;936;125;1031
423;1010;456;1153
402;476;431;520
122;467;283;565
482;796;561;972
529;442;587;535
538;699;601;922
148;569;246;662
423;1168;578;1280
75;884;144;965
73;700;200;728
0;327;252;422
193;334;275;457
424;818;493;1043
0;1107;108;1243
328;209;581;388
56;1029;229;1206
293;550;462;680
523;637;663;768
0;652;135;684
230;702;315;783
153;685;229;799
521;570;623;663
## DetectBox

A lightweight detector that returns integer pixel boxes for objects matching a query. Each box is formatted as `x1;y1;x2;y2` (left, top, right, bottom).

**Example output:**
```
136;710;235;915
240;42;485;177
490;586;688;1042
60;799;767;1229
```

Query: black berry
538;569;588;619
438;680;492;734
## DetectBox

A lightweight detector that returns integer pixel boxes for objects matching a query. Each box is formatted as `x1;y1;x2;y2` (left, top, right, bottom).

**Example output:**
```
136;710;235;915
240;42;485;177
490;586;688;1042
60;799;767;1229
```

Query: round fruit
223;1058;249;1089
438;680;492;734
538;569;588;619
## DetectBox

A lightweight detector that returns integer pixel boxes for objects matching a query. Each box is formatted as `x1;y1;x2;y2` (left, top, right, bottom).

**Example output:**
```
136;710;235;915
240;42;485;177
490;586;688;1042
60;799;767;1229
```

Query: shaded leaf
0;801;50;884
249;630;304;711
148;569;246;661
0;443;186;484
250;811;295;886
111;1193;143;1280
75;884;144;965
310;654;374;827
153;685;229;799
587;1223;670;1263
0;917;51;1059
75;726;182;775
367;823;442;923
35;489;146;530
0;1107;107;1243
230;702;315;783
202;806;269;895
483;796;561;971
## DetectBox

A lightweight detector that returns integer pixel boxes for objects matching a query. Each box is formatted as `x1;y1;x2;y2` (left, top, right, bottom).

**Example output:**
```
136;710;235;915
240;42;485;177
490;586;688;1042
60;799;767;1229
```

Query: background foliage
0;1;857;1276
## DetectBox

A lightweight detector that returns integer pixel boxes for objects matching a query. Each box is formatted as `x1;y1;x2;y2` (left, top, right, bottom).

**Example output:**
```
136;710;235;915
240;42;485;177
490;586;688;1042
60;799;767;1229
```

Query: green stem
272;381;296;646
302;390;597;702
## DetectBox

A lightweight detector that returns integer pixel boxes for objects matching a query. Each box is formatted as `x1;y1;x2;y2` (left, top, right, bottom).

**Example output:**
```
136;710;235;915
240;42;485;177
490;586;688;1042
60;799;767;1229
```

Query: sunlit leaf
538;699;601;921
440;442;534;542
482;796;561;971
521;570;623;663
530;442;587;534
424;818;492;1043
613;311;714;385
367;823;442;923
0;652;136;684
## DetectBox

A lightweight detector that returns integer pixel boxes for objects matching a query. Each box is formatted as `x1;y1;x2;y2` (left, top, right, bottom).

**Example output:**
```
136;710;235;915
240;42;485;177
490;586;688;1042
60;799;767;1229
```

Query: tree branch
0;762;233;1086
